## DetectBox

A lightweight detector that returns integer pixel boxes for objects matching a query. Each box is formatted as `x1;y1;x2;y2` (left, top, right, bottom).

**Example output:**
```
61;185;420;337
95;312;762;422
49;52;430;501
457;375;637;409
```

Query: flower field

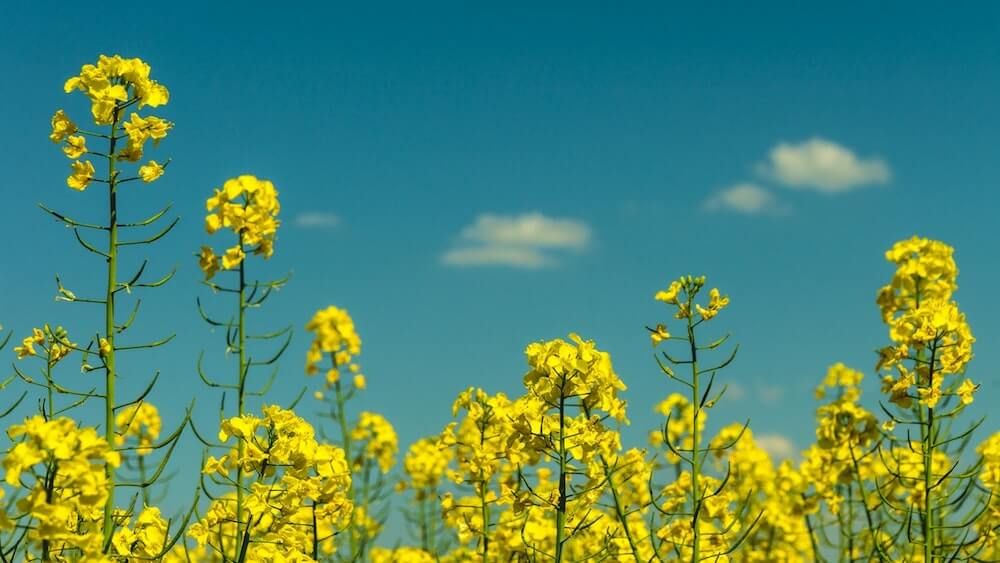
2;53;997;563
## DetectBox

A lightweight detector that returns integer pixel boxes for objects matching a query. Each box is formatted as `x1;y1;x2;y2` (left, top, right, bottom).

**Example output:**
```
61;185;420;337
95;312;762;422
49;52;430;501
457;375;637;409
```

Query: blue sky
2;1;1000;533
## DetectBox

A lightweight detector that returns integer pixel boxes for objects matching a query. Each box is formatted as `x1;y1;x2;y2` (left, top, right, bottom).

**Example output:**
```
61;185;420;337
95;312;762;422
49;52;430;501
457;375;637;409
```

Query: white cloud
441;246;550;268
724;382;746;401
442;212;591;269
757;384;784;405
703;183;786;215
755;434;798;461
294;212;340;229
760;138;890;192
458;213;590;250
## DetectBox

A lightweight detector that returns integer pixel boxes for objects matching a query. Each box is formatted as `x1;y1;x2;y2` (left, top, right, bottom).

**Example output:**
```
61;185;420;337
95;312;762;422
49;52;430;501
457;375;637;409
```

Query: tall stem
235;232;247;558
333;374;356;561
478;411;490;563
581;401;643;561
103;105;121;542
847;482;855;560
687;311;701;563
922;343;938;563
45;360;53;420
554;377;567;562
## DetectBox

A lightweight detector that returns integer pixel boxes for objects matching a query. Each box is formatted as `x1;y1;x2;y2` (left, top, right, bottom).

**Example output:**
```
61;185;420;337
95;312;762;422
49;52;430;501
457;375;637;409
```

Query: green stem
312;502;319;561
235;232;247;560
581;401;643;561
419;494;429;552
849;444;883;560
45;360;53;420
333;374;356;561
478;408;490;563
687;309;701;563
603;455;643;561
922;344;938;563
847;482;855;560
479;475;489;562
138;454;149;506
103;105;121;543
554;378;567;563
359;459;373;559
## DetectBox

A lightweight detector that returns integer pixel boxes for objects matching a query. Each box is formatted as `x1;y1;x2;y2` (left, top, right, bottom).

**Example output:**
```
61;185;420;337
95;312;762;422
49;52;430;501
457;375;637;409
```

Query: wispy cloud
755;434;798;461
759;138;890;193
724;382;746;401
756;384;784;405
702;183;787;215
294;212;341;229
441;212;591;269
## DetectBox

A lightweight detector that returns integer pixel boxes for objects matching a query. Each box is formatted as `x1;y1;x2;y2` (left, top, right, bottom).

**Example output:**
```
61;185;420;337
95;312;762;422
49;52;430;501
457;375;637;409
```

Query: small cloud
757;384;784;405
756;433;798;461
442;213;591;269
703;183;787;215
724;382;746;401
441;246;551;268
760;138;890;193
294;212;340;229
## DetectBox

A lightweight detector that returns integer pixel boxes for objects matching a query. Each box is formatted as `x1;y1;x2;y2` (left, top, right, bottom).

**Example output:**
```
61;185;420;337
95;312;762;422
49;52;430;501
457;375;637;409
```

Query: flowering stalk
873;237;981;561
332;371;356;558
101;97;121;541
648;275;752;561
554;377;568;562
235;232;248;551
195;174;287;560
46;55;177;548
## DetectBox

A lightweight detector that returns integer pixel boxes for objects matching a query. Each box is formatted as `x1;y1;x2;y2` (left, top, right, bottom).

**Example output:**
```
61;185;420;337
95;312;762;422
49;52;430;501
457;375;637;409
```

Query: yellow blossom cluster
649;393;704;465
2;416;122;559
192;406;353;561
114;402;162;456
13;324;74;365
200;175;281;278
876;236;975;409
111;506;169;559
63;55;169;124
57;55;170;191
401;437;453;497
656;471;742;561
654;275;730;326
350;412;399;475
304;305;363;388
523;332;628;422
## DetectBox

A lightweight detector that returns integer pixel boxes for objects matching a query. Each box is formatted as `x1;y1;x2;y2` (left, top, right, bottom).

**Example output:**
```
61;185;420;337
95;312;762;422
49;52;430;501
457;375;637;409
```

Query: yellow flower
13;328;45;359
114;403;162;456
351;412;399;473
650;323;670;346
305;306;363;379
326;369;340;385
917;381;942;409
957;378;976;405
353;374;366;390
138;160;165;183
655;280;682;304
63;55;169;125
204;174;281;257
99;337;112;358
221;245;245;270
62;135;87;159
49;109;77;142
67;160;95;191
198;246;220;280
696;287;730;320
